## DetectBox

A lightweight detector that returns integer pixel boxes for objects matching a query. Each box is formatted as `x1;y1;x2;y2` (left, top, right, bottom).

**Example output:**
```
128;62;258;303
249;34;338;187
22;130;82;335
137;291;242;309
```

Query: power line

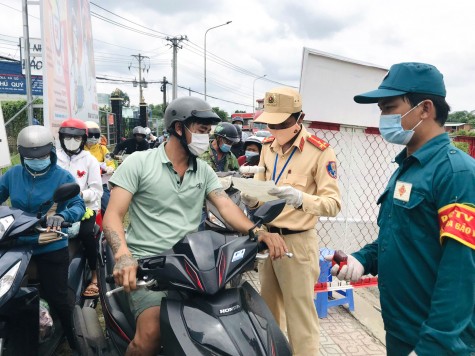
96;75;252;108
90;2;171;37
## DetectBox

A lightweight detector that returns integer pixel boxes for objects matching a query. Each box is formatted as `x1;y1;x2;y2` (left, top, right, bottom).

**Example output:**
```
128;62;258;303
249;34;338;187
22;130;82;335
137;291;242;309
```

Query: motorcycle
0;183;95;355
73;199;293;355
205;156;262;233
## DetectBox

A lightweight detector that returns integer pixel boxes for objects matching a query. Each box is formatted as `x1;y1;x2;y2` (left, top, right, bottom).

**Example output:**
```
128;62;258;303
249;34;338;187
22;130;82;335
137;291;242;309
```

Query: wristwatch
252;226;265;241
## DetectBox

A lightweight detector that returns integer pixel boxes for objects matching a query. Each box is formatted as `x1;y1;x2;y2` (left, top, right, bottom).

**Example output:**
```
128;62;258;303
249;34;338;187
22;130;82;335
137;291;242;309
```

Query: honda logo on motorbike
219;304;241;314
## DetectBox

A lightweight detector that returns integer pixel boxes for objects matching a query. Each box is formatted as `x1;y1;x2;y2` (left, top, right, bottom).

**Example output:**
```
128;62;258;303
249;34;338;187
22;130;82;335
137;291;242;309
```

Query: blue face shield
24;157;51;172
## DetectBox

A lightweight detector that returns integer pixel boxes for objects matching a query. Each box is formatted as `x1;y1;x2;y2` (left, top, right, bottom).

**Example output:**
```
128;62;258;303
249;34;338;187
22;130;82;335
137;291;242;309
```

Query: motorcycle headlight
0;215;14;240
0;260;21;299
208;211;226;229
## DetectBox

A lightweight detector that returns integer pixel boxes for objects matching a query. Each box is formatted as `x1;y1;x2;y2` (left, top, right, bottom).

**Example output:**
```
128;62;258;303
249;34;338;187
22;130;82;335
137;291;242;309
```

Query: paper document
231;178;277;202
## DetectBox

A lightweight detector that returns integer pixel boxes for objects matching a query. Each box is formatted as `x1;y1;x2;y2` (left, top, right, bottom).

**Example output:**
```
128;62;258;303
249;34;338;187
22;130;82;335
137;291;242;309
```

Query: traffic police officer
242;87;341;355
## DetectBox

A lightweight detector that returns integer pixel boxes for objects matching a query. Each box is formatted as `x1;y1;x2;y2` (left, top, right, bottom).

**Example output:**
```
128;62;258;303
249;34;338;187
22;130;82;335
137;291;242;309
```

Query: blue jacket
0;149;85;254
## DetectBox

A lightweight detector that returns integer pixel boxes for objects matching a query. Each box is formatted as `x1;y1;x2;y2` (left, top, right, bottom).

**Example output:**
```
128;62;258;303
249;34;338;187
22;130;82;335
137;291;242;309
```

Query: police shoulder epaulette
307;135;329;151
262;136;275;144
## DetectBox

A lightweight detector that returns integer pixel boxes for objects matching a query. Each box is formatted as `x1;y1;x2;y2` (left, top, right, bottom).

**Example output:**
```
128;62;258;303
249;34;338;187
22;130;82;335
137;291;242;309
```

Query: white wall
300;48;388;128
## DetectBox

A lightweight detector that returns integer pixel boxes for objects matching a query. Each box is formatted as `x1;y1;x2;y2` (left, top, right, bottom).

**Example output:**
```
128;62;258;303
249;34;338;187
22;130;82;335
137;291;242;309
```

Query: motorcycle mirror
52;183;81;203
253;199;286;225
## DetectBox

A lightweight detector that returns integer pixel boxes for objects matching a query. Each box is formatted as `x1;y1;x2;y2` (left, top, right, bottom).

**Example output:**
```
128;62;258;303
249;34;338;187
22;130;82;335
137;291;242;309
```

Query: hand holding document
231;177;277;202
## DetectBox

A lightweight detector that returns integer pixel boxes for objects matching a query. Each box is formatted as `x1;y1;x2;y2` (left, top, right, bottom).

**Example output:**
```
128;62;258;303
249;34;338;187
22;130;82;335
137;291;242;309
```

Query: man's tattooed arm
103;226;123;255
209;188;231;200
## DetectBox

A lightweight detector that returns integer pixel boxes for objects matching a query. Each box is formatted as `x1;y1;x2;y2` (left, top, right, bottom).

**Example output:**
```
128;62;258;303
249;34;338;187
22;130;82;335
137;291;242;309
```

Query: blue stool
314;248;355;318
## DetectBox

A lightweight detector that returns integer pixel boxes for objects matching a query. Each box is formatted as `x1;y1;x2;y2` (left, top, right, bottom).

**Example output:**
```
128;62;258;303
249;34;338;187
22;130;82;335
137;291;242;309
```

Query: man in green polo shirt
328;63;475;355
103;96;289;356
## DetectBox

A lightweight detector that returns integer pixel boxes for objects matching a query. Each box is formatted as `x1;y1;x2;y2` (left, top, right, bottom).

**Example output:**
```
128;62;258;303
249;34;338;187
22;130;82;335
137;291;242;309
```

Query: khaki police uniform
255;125;341;356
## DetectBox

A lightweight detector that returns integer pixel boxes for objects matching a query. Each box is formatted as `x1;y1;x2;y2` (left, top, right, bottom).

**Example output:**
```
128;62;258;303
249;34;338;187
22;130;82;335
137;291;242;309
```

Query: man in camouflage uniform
199;122;240;172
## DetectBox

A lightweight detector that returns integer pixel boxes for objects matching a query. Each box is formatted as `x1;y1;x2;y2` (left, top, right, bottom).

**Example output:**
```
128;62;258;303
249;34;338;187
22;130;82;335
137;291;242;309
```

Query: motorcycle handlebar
257;241;293;258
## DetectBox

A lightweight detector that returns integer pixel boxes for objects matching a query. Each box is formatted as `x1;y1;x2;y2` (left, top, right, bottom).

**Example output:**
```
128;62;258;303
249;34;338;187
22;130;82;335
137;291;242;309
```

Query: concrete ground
244;270;387;355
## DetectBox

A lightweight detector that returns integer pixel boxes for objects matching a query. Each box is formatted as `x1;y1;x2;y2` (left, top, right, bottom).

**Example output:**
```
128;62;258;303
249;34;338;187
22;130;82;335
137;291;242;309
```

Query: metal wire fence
307;126;400;254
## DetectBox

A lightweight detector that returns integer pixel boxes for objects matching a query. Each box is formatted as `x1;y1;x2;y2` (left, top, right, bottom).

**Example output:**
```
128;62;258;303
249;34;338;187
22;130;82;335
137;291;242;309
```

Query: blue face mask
24;157;51;172
220;143;232;153
379;102;423;145
245;151;259;160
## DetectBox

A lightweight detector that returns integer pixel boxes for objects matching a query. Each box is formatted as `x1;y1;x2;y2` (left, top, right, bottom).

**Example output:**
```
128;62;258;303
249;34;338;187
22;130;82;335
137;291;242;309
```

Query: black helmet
232;116;243;124
243;136;262;152
214;122;240;143
233;123;242;139
17;125;54;158
164;96;221;131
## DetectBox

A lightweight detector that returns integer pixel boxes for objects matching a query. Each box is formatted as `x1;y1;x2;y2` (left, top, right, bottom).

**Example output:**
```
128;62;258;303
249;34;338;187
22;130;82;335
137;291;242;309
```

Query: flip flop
82;282;99;299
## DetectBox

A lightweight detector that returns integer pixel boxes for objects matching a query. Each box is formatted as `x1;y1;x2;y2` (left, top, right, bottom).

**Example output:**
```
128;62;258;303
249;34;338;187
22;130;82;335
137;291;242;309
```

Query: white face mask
185;126;209;156
63;137;82;152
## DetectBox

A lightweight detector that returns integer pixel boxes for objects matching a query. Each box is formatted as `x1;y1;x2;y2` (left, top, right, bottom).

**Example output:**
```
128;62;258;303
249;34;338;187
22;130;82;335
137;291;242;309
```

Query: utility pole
22;0;33;125
166;35;187;100
160;76;168;112
130;54;150;127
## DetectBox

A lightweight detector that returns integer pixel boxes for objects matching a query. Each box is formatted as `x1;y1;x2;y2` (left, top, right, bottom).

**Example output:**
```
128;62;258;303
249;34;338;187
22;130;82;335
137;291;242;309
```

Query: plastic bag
39;298;54;343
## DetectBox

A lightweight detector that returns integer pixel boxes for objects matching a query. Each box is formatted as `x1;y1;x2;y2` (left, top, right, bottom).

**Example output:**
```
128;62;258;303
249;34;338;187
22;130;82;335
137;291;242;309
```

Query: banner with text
42;0;98;132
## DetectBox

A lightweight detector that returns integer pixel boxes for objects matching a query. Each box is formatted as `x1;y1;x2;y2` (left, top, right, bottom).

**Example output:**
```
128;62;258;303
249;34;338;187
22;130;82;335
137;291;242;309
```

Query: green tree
447;110;475;124
212;107;229;122
148;103;167;119
2;99;44;154
110;88;130;107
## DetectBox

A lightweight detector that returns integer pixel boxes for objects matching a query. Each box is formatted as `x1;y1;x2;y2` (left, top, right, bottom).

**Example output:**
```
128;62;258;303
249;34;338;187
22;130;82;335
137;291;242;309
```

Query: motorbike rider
199;122;240;172
57;118;103;298
231;116;249;140
0;125;85;349
103;96;288;355
112;126;150;157
231;123;245;158
84;120;115;215
238;135;262;167
144;127;157;145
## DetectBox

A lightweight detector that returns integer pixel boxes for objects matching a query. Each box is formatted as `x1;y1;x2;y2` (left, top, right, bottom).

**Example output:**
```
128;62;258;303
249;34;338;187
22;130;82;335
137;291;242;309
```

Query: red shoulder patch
307;135;329;151
262;136;275;144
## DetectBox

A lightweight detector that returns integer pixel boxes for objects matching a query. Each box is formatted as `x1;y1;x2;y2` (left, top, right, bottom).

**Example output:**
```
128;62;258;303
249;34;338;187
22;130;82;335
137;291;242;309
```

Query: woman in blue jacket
0;125;85;350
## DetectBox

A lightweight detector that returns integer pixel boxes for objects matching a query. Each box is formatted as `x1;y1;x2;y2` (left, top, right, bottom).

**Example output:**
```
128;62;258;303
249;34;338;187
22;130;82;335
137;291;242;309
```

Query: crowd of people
1;61;473;355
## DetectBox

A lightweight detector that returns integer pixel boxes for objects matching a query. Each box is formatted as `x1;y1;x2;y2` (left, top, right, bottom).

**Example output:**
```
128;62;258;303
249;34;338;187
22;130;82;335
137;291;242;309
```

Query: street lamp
252;74;267;115
204;21;232;101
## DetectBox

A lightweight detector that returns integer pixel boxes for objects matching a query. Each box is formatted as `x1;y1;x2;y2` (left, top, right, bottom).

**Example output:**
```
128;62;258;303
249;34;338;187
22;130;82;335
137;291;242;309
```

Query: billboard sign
0;61;43;95
20;37;43;76
42;0;98;130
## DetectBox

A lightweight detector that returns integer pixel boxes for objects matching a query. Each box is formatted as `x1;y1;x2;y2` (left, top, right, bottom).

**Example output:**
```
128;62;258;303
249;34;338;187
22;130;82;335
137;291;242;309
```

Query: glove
268;186;303;208
105;166;115;174
46;215;65;230
82;207;94;221
241;193;259;208
328;254;365;282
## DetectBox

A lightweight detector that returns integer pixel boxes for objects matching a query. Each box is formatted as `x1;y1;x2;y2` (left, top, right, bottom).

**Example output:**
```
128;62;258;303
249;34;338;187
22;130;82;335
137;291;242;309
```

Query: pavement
244;270;387;355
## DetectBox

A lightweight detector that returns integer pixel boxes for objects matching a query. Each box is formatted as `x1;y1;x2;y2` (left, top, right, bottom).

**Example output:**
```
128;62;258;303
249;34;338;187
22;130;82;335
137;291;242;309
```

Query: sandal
82;282;99;299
